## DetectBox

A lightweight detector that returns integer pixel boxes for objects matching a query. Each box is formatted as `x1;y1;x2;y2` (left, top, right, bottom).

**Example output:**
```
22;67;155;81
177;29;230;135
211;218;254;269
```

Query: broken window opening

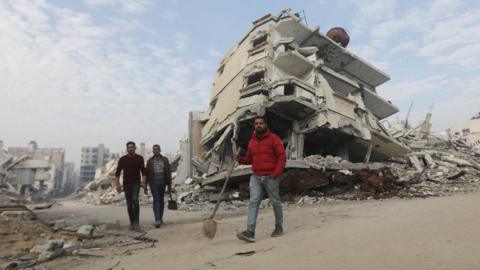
241;90;269;99
210;98;218;111
253;34;268;48
303;128;356;159
284;84;295;95
284;44;294;51
217;64;225;75
247;71;265;85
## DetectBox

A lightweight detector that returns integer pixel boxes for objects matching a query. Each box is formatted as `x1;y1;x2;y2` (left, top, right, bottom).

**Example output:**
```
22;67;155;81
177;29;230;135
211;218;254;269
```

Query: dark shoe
132;224;142;232
271;227;283;237
236;230;255;242
154;221;162;228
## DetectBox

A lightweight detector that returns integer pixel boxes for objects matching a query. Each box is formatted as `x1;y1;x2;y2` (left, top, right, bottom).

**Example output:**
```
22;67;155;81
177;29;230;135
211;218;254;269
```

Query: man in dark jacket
236;116;286;242
115;141;146;231
145;144;172;228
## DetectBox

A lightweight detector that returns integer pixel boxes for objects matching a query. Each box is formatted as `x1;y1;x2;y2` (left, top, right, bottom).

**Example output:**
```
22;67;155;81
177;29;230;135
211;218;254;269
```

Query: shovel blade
202;218;218;239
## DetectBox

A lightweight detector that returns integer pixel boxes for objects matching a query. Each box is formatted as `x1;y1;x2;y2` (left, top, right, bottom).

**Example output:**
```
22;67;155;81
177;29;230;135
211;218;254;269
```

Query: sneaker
271;227;283;237
236;230;255;242
132;224;142;232
154;221;162;228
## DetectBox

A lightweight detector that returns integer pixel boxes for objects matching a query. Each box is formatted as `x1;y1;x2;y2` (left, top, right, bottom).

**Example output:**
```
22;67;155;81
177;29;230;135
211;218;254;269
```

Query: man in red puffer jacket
236;115;286;242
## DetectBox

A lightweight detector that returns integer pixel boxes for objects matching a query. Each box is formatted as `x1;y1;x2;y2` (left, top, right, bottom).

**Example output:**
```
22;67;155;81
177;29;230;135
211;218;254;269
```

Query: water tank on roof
326;27;350;48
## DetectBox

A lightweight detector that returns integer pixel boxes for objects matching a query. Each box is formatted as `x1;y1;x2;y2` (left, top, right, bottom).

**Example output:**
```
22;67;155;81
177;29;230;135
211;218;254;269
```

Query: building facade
186;10;408;184
7;141;65;195
80;144;110;183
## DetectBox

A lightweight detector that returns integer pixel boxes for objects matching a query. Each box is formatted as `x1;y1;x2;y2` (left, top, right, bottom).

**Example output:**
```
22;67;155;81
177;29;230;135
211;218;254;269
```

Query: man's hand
115;182;122;193
115;177;122;193
140;180;148;195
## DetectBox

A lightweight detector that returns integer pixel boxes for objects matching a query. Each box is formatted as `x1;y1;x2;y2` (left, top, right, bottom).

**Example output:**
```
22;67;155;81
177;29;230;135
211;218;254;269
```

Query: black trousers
124;183;140;225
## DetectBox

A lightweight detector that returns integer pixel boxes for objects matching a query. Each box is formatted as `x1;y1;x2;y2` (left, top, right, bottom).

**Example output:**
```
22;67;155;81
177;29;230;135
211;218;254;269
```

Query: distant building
80;144;110;183
9;159;52;195
62;162;77;195
8;141;65;195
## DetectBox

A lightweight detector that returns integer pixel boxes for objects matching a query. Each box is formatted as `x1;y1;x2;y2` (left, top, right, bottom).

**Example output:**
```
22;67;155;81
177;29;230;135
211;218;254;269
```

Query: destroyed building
184;9;408;185
8;141;66;194
0;141;79;198
450;112;480;150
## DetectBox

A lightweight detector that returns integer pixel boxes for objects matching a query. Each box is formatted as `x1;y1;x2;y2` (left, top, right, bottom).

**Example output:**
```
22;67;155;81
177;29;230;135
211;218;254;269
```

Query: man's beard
255;127;266;134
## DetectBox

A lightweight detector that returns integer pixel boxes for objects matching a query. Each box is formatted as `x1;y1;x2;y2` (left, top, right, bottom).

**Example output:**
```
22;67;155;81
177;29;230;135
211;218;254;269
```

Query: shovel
202;150;238;239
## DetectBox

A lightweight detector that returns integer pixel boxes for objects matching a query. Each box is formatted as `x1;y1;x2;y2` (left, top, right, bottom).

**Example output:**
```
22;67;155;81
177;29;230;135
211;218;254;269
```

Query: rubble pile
0;204;156;269
83;159;117;192
173;135;480;209
174;183;246;211
0;186;28;207
78;186;152;206
75;160;150;205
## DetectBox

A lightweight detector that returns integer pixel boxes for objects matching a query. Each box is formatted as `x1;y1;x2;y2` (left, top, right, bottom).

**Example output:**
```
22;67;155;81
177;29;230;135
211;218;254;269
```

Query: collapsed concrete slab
183;9;409;185
450;112;480;150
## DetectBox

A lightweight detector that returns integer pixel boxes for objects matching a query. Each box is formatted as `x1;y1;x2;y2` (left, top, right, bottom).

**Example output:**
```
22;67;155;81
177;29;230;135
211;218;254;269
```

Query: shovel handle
209;148;239;219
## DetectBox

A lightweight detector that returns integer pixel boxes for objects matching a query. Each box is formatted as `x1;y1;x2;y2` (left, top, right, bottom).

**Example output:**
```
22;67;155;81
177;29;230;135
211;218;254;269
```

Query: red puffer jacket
239;129;286;177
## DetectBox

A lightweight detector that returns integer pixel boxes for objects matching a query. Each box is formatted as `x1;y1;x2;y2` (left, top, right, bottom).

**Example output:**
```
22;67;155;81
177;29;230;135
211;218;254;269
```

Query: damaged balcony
320;66;398;119
272;49;315;78
268;80;318;120
301;29;390;88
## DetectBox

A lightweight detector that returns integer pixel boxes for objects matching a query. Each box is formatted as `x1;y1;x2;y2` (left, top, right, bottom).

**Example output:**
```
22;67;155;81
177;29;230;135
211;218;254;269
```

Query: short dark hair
152;144;160;148
126;141;136;147
254;115;266;123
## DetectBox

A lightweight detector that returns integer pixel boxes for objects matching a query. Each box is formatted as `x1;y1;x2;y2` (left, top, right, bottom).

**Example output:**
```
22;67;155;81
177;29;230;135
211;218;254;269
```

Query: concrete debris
30;239;65;262
0;188;29;207
450;112;480;151
168;113;480;207
83;159;117;192
77;225;94;240
1;210;36;221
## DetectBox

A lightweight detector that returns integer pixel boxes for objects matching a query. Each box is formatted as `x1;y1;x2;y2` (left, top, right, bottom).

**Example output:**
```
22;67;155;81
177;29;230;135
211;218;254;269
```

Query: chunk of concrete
77;225;94;240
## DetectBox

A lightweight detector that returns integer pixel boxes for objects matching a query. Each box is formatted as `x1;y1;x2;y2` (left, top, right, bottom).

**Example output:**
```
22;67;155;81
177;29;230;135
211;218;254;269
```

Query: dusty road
38;193;480;270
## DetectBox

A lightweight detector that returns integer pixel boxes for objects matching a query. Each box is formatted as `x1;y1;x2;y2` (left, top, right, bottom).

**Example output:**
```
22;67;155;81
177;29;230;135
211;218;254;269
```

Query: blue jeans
149;182;166;222
124;183;140;226
247;174;283;233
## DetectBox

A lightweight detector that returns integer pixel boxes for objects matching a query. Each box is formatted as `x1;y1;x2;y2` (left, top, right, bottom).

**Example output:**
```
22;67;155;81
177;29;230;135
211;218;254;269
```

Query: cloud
84;0;152;13
379;75;450;101
174;32;189;51
356;0;480;69
380;74;480;131
418;9;480;67
349;0;398;36
0;0;214;165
